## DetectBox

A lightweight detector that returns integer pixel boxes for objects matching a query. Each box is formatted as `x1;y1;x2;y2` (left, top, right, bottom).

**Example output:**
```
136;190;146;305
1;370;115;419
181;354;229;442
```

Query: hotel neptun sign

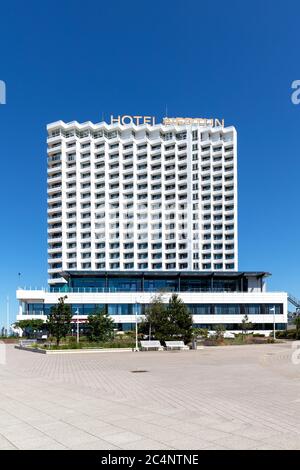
110;115;156;125
163;117;224;127
110;115;224;127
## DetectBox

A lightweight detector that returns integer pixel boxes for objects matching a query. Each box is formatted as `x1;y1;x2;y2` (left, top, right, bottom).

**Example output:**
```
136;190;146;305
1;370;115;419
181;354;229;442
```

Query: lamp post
75;308;80;344
134;301;139;352
6;296;9;337
270;306;276;340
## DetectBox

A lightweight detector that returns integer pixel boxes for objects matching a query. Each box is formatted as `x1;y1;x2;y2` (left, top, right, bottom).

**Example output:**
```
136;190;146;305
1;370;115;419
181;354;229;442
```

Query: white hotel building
16;116;287;334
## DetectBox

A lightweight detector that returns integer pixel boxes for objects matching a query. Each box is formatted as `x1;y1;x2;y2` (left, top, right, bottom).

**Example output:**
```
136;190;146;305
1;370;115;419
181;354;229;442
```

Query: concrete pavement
0;342;300;449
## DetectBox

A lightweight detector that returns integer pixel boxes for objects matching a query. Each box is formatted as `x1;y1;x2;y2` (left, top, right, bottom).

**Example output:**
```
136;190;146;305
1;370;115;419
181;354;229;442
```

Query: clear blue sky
0;0;299;327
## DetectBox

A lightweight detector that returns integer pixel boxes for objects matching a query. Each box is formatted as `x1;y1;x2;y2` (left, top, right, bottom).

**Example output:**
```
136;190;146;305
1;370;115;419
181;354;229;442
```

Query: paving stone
0;343;300;450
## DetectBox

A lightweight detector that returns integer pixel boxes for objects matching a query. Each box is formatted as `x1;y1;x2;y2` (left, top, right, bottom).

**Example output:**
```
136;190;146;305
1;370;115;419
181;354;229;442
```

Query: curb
15;346;134;354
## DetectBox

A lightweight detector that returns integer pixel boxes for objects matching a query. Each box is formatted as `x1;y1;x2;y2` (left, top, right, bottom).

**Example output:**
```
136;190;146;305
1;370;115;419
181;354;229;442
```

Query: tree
294;315;300;339
86;308;115;342
140;293;193;343
213;324;226;341
139;294;168;342
192;327;209;340
168;294;193;343
14;319;44;338
47;296;72;346
240;314;253;336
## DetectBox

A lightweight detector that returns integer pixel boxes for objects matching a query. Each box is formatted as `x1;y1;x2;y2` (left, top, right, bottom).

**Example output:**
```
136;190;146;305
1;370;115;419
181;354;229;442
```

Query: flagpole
6;296;9;336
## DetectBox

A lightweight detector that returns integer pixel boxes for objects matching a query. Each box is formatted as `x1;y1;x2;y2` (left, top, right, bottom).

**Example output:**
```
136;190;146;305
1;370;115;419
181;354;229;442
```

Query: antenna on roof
101;112;105;122
165;104;168;117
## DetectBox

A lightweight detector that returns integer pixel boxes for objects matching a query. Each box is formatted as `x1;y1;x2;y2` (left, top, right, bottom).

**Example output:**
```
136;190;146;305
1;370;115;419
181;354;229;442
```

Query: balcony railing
19;286;248;294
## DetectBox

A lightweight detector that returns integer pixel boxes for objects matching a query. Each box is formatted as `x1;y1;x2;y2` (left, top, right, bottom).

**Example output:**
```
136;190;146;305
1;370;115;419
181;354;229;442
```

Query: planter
203;340;220;346
15;345;134;354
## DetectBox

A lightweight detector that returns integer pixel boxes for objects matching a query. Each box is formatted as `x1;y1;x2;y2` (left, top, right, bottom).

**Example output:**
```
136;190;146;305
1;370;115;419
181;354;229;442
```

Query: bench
165;341;189;351
140;340;164;351
19;339;36;347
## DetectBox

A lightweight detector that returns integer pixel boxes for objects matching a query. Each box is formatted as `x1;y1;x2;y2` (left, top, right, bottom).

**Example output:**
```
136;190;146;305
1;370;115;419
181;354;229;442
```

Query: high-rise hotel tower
47;116;237;285
17;115;287;335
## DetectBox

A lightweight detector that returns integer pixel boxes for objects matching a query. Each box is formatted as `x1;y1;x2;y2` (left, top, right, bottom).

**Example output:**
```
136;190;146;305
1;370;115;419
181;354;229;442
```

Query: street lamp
6;296;10;337
270;306;276;340
134;301;139;352
75;308;80;344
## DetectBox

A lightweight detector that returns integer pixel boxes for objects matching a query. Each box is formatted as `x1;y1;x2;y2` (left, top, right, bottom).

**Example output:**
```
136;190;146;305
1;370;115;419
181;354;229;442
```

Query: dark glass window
188;304;212;314
108;304;136;315
107;278;142;292
244;304;261;315
215;304;240;315
144;278;177;292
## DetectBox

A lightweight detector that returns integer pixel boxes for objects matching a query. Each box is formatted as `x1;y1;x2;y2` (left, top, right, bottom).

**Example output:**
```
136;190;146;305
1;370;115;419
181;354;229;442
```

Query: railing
17;286;283;294
288;294;300;308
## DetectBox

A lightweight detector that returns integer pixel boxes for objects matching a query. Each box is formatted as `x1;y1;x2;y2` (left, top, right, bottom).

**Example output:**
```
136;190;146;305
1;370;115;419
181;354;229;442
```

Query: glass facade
193;323;286;331
143;278;177;292
71;277;106;290
23;302;283;316
188;304;213;315
72;322;286;332
50;273;255;293
107;304;137;315
214;304;241;315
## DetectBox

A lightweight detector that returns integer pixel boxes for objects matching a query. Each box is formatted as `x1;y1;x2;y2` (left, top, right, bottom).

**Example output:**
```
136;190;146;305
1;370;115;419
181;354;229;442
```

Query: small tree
240;314;253;336
14;319;45;338
87;308;115;342
213;324;226;342
140;293;193;343
139;294;168;342
294;315;300;340
192;327;209;340
168;294;193;343
47;296;72;346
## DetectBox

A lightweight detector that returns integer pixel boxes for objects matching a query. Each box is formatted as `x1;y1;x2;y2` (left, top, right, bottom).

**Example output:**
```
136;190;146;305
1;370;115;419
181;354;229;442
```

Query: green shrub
68;336;77;345
275;330;286;339
287;330;297;339
276;329;297;339
193;328;209;339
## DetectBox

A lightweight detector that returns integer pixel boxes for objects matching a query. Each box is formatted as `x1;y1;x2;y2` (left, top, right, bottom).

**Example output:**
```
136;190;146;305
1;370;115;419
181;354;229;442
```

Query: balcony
48;268;63;275
47;215;61;224
48;246;62;253
47;146;62;157
47;194;62;203
47;235;62;244
48;225;62;234
47;185;62;194
48;256;62;263
47;172;61;184
47;164;62;174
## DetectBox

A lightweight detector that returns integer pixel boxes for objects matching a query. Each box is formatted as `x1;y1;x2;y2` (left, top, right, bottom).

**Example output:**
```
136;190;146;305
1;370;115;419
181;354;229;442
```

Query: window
245;304;261;315
215;304;240;315
214;263;223;269
225;263;235;269
192;130;198;141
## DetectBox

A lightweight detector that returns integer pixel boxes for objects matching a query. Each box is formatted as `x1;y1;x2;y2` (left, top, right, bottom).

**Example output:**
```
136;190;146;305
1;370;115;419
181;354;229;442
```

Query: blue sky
0;0;299;327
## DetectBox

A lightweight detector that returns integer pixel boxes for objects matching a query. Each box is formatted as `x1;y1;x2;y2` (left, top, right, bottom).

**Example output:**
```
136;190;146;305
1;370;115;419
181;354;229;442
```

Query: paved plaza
0;342;300;450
